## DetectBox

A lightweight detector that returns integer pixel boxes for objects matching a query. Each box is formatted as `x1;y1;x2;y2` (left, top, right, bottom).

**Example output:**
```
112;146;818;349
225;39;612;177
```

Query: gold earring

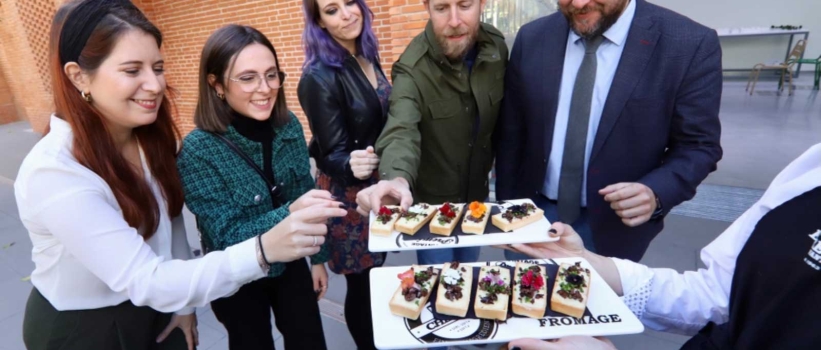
217;92;225;100
81;91;92;103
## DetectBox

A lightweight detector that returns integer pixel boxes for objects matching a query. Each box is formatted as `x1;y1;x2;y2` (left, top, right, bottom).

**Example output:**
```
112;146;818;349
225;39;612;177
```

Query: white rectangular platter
368;199;557;252
370;258;644;349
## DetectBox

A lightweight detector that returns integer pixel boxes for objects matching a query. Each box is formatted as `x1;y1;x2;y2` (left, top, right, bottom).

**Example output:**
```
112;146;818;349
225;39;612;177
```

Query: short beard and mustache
561;0;628;40
436;24;478;62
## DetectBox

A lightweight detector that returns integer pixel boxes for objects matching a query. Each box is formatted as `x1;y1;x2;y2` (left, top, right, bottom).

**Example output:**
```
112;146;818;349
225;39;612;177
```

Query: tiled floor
0;78;819;349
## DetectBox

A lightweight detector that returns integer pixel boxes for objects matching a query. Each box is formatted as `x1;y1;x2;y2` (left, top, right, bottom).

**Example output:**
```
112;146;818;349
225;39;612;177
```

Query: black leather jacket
297;56;388;187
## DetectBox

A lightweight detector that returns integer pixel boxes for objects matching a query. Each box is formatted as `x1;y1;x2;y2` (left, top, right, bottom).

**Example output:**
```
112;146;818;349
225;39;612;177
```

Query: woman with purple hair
298;0;388;348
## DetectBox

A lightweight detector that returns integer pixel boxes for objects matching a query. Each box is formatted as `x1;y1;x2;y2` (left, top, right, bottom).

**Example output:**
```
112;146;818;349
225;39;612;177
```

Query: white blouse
615;143;821;335
14;115;265;314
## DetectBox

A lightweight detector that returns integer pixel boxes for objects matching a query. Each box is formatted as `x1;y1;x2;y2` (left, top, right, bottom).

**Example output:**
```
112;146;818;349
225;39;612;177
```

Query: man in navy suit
495;0;722;262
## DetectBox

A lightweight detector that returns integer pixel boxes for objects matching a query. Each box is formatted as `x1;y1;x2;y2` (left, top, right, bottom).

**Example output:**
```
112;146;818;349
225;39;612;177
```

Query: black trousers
343;268;378;350
23;288;188;350
211;259;327;350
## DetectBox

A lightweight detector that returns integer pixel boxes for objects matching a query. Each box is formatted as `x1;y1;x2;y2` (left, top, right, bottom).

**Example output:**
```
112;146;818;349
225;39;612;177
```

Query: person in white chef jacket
503;143;821;350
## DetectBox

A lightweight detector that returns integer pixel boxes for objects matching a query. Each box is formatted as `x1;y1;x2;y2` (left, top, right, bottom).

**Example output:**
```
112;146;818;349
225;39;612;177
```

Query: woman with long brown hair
15;1;344;349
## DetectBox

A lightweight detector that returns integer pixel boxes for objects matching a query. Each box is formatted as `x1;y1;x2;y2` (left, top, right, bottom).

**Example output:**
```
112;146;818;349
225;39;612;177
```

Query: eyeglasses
228;71;287;93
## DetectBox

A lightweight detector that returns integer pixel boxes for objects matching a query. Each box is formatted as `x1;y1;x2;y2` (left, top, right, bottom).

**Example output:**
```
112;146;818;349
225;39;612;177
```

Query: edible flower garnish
521;269;544;290
439;202;456;218
469;201;486;219
398;268;415;290
377;206;397;224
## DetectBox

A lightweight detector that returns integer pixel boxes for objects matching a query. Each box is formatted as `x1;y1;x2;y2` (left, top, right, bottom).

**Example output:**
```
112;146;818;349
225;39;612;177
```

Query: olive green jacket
376;21;508;204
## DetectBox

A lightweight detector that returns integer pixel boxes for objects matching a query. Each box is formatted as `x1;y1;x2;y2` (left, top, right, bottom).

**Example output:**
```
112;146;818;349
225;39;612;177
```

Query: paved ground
0;78;819;349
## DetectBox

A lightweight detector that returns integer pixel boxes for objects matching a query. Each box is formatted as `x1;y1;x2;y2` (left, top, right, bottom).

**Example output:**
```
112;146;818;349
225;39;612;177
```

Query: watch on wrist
650;193;664;220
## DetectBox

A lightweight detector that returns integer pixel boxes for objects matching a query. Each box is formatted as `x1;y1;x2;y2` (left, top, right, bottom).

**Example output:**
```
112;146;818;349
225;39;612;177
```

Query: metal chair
746;39;807;96
796;54;821;90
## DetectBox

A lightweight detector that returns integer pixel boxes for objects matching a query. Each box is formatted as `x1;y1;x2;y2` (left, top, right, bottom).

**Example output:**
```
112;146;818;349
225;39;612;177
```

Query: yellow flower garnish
469;201;486;218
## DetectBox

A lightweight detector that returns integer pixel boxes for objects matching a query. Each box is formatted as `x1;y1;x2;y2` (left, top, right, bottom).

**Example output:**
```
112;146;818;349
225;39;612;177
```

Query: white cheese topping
443;268;462;285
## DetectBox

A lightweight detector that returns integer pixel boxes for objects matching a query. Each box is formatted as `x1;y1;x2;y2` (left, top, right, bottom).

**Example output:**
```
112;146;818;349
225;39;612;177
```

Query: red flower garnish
376;206;398;224
439;203;456;218
378;206;393;216
521;270;544;290
398;268;414;290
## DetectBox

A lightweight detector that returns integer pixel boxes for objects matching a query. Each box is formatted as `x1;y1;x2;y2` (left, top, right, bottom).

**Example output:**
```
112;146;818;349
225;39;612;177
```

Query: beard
561;0;628;40
435;23;479;62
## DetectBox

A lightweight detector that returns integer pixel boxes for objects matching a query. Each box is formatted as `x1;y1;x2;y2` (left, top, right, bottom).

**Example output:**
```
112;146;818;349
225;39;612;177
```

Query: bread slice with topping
434;262;473;317
430;203;465;236
473;266;511;321
389;265;439;320
461;202;492;235
550;262;591;319
395;203;437;235
371;205;401;236
511;262;548;319
491;202;544;232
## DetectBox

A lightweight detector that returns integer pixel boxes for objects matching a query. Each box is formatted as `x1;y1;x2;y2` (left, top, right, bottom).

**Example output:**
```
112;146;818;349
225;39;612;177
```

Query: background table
716;27;810;77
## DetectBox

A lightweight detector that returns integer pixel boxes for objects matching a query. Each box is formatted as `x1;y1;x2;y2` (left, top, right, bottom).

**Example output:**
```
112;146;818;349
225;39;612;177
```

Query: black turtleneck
231;111;276;189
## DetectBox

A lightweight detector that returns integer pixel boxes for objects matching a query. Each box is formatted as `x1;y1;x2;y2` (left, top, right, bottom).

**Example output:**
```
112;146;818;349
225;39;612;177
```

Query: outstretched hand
355;178;413;216
501;222;586;259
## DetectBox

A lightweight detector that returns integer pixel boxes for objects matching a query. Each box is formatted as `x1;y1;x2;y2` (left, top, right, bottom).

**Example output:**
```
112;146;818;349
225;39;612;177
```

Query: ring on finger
312;236;318;247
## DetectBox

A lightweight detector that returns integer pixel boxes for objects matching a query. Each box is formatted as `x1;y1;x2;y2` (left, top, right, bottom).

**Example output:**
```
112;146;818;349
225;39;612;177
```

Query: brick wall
0;0;60;131
133;0;428;138
0;64;21;124
389;0;429;61
0;0;431;139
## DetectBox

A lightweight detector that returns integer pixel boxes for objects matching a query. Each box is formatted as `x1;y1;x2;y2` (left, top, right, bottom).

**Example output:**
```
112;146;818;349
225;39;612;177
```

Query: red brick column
0;0;59;130
0;64;21;125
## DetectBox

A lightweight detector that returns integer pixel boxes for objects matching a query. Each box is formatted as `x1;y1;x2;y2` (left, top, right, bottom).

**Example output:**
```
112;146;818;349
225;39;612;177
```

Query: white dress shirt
614;143;821;335
14;116;265;314
544;0;636;206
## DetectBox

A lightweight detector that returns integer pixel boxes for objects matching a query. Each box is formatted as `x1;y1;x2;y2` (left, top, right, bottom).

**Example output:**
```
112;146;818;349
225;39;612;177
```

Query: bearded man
356;0;507;268
495;0;723;261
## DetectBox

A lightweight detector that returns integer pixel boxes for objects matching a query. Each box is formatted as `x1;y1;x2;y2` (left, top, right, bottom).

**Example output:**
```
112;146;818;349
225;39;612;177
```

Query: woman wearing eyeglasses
177;25;332;350
297;1;389;348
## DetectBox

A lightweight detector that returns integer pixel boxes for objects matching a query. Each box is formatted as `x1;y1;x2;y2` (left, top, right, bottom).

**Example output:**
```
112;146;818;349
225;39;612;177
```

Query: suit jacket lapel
590;0;660;162
542;16;570;156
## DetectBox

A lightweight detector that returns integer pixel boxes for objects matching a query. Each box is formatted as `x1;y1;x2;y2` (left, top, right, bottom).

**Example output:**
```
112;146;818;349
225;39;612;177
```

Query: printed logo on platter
396;234;458;248
404;304;497;344
804;229;821;270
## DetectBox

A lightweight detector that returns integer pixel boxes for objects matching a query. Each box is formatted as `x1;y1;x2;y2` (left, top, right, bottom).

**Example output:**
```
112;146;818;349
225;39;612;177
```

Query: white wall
649;0;820;72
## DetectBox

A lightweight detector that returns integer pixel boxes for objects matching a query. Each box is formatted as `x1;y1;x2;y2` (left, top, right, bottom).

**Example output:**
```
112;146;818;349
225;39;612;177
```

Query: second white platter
368;199;557;252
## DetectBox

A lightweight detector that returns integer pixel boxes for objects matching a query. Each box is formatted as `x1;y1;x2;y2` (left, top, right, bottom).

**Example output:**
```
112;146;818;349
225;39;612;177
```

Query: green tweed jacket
177;112;328;278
